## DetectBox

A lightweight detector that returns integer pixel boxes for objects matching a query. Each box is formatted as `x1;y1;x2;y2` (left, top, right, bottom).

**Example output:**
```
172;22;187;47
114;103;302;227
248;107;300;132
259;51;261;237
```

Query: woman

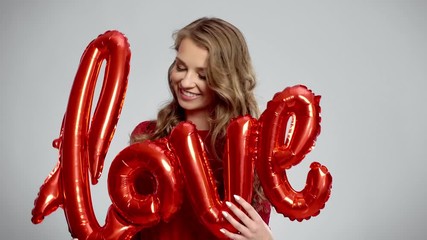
131;17;273;240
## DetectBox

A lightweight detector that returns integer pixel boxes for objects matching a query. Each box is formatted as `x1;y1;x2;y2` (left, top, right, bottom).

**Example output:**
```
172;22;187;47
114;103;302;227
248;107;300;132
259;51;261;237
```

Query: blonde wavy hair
132;17;266;205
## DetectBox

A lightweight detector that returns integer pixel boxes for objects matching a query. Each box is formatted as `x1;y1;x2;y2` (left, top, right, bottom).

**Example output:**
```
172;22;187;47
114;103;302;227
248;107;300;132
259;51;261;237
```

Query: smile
179;88;201;99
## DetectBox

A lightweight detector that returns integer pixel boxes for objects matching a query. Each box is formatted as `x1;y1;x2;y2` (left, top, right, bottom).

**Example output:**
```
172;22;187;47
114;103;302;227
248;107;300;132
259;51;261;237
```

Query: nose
180;71;197;88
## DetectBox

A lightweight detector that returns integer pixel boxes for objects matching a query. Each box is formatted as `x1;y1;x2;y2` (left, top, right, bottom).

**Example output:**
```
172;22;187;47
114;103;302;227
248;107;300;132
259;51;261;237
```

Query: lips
179;88;200;100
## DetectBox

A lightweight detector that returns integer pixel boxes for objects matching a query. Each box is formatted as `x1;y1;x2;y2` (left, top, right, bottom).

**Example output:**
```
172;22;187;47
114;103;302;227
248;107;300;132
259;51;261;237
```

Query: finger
225;200;253;230
222;210;248;235
233;194;263;222
220;228;242;240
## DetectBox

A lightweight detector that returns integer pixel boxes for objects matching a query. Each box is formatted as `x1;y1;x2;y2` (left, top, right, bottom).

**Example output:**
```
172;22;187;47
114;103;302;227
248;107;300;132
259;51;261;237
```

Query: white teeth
182;89;199;97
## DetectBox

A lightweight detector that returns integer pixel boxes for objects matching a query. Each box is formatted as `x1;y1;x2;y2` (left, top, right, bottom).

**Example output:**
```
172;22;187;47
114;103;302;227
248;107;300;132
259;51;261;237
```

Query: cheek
170;72;180;91
170;69;181;84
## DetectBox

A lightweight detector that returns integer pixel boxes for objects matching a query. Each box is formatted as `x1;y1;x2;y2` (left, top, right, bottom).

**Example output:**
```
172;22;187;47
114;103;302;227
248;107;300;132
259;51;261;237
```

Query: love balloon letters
32;31;332;240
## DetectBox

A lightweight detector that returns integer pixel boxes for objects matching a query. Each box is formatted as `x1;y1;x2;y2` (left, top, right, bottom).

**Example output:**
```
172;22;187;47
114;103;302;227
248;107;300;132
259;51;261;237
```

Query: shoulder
131;120;156;138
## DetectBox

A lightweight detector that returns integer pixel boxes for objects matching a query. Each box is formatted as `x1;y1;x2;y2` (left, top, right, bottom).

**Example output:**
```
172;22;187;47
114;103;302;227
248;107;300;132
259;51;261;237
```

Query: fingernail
222;211;229;217
233;194;241;201
225;201;232;207
220;228;226;234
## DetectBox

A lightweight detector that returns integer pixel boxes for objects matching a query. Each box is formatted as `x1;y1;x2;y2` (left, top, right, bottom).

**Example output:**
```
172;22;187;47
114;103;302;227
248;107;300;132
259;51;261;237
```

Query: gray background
1;0;426;239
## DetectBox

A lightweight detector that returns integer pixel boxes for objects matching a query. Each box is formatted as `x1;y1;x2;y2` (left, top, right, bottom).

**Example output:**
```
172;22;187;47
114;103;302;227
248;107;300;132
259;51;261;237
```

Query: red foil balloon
168;122;230;239
32;30;133;239
166;117;257;238
107;139;183;226
223;115;257;206
256;85;332;221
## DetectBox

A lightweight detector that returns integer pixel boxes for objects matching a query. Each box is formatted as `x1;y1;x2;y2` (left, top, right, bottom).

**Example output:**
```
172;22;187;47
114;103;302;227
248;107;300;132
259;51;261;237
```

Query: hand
220;195;274;240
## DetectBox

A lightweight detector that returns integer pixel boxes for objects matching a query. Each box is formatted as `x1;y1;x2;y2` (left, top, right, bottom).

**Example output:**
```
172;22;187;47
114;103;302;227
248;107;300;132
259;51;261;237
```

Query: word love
31;31;332;240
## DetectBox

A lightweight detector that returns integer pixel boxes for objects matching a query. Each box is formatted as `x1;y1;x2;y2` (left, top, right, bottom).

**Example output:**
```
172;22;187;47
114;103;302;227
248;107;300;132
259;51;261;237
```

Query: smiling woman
130;17;273;240
171;38;214;130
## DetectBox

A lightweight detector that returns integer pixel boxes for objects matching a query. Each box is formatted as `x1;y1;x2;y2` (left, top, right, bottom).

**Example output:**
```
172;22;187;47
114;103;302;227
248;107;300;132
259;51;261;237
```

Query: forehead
177;38;208;68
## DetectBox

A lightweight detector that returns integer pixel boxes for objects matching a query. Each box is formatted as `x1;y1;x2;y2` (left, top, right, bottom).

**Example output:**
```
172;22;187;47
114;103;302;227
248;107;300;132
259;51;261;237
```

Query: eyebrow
175;57;207;72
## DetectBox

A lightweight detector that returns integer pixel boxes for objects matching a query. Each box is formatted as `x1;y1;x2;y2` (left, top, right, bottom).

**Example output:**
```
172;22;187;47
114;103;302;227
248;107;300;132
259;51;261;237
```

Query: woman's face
170;38;214;118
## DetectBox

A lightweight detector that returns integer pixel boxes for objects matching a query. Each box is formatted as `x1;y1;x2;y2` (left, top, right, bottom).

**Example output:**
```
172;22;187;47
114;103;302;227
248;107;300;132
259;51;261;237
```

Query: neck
185;110;210;131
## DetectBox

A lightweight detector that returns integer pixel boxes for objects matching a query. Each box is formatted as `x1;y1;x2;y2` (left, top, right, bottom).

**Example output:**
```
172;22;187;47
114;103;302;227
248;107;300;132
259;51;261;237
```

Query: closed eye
175;63;186;71
198;74;207;80
175;57;206;80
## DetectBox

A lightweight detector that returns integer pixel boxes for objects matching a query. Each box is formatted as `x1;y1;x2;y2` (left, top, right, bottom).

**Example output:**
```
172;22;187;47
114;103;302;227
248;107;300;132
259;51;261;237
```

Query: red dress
131;121;271;240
